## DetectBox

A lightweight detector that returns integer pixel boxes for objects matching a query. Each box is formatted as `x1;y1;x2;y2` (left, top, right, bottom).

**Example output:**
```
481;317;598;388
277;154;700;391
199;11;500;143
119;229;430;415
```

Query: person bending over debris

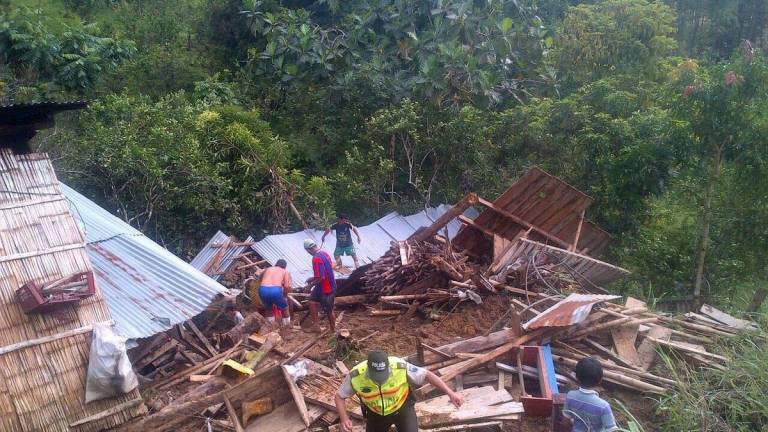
561;357;618;432
303;238;337;333
335;351;463;432
322;213;362;269
258;259;293;327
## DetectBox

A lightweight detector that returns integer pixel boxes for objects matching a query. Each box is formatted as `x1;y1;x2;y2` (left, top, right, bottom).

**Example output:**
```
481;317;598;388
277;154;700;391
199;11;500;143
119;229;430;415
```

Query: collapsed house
126;165;763;432
190;205;477;292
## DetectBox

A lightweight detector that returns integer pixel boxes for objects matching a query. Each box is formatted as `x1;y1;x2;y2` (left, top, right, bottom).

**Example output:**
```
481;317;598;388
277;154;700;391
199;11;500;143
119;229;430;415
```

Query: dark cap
367;351;390;384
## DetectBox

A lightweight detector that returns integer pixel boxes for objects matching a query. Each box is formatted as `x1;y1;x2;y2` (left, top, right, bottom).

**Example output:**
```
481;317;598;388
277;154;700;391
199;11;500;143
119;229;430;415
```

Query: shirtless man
258;259;293;326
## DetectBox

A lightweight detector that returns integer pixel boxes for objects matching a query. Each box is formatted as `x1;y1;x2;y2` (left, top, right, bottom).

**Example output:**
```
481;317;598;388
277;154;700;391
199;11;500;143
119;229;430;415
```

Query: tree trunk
693;144;724;300
747;288;768;313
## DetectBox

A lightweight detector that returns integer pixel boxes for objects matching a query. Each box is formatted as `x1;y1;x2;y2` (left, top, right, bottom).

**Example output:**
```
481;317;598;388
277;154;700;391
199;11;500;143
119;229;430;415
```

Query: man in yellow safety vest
334;351;464;432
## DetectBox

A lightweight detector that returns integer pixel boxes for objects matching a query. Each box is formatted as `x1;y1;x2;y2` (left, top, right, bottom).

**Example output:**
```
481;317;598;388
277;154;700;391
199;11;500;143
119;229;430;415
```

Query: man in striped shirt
303;239;337;333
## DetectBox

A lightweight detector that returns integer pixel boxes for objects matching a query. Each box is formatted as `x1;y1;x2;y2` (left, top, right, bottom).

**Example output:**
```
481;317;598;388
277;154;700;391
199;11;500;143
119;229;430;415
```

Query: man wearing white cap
303;238;337;332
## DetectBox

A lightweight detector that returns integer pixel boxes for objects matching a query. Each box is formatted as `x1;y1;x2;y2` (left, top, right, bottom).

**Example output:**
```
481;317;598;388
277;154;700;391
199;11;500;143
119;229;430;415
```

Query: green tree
0;6;135;101
555;0;677;88
673;49;768;300
41;92;332;253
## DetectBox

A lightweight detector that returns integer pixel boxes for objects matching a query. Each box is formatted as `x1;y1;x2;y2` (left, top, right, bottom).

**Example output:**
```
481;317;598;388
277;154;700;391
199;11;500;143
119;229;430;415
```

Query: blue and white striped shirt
563;388;618;432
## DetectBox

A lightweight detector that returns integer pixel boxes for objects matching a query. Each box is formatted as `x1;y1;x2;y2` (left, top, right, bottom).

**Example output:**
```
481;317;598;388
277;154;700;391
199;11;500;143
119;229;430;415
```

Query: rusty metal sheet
62;183;229;340
453;167;611;257
523;293;620;330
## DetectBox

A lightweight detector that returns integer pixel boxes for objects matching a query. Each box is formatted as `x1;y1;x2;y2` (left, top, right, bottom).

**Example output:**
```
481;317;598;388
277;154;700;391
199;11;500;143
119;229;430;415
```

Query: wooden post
410;193;478;242
570;209;585;252
224;396;245;432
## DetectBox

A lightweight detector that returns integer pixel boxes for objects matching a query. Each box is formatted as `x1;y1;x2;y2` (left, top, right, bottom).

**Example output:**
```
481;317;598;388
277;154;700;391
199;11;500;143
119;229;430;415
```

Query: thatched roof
0;149;144;431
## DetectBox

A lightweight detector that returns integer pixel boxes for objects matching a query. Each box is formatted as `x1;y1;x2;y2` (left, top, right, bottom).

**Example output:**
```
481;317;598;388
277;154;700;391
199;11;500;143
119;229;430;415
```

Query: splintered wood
362;240;474;296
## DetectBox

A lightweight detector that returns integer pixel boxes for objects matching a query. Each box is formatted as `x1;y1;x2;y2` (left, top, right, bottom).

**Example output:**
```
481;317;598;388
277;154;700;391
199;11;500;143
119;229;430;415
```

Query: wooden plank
335;360;349;375
69;398;143;427
569;209;585;251
416;387;511;412
134;339;179;370
407;329;515;364
399;241;409;265
418;401;524;427
189;375;215;382
419;331;543;395
644;336;728;362
610;325;641;367
303;395;364;420
245;402;325;432
700;304;758;330
476;196;570;248
636;326;672;371
410;193;478;242
0;320;113;355
282;365;312;426
187;320;218;356
223;396;245;432
0;242;85;263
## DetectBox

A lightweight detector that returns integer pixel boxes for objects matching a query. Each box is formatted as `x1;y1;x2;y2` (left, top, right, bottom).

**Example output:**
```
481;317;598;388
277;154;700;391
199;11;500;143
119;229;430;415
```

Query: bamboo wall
0;150;144;431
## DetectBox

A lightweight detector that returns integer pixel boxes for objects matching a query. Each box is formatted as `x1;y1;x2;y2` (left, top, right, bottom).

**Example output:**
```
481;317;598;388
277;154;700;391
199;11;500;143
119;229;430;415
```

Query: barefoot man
258;259;293;327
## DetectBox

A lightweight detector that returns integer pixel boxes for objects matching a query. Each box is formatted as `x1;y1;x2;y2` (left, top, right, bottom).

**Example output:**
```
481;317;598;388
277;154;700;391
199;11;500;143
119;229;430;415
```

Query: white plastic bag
85;324;138;403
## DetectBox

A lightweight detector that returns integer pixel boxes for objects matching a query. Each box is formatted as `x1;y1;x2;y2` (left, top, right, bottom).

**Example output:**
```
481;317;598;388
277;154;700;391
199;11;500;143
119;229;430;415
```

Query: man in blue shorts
322;214;362;268
257;259;292;327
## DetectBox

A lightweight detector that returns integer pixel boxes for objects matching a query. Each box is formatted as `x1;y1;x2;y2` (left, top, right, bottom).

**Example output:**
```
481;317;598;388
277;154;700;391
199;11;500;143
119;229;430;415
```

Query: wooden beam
410;193;478;242
476;196;570;248
282;365;312;426
69;398;143;427
457;215;496;238
0;321;113;355
0;243;86;264
570;209;585;252
224;396;245;432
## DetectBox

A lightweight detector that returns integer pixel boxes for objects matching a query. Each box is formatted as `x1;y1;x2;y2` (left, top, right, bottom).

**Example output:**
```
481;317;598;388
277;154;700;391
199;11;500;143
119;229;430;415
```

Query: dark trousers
363;402;418;432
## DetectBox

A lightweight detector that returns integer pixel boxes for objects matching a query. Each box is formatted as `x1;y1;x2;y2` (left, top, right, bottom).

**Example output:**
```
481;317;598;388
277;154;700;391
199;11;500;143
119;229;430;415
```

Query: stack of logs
362;239;476;296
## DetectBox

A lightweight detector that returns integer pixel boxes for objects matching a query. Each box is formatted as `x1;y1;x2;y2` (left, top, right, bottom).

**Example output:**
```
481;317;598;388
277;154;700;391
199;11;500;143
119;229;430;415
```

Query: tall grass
656;334;768;431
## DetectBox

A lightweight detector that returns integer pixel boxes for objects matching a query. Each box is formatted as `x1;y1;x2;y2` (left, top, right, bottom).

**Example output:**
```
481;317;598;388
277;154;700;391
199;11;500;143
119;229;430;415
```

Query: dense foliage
2;0;766;311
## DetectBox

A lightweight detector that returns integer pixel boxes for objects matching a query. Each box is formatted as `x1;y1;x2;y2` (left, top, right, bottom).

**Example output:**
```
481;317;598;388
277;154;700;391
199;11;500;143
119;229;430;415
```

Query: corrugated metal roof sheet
189;231;254;281
61;183;229;340
523;293;620;330
454;167;612;257
251;205;477;288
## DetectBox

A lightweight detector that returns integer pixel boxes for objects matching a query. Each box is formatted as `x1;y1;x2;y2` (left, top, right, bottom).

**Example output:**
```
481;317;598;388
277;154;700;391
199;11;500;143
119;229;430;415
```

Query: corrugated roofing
523;293;621;330
251;205;477;288
189;231;254;281
61;183;229;340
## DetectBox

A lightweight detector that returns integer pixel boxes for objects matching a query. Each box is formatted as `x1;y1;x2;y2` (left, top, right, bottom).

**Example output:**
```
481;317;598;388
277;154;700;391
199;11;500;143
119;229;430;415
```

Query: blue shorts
258;285;287;310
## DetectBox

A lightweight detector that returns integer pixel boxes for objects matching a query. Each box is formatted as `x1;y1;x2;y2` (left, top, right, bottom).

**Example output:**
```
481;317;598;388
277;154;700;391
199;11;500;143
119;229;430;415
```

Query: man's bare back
260;266;292;288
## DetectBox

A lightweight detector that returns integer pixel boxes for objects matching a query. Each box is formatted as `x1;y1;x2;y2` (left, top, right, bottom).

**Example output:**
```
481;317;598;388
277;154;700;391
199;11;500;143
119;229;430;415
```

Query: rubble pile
122;167;765;432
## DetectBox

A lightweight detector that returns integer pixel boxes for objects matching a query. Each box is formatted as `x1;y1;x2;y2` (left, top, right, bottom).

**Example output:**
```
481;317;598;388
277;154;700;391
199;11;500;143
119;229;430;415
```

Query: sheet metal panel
523;293;621;330
189;231;253;281
61;184;229;340
251;205;473;288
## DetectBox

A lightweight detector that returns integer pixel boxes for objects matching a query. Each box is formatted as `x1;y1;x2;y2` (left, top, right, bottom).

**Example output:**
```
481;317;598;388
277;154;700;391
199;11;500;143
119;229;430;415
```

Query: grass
655;334;768;431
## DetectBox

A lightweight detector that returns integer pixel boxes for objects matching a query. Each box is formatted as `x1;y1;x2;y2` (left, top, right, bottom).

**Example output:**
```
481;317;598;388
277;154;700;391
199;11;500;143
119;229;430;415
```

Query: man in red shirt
304;239;337;333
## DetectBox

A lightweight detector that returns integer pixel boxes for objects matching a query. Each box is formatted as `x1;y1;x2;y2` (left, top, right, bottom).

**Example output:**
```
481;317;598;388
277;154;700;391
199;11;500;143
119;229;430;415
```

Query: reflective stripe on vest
349;357;409;416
